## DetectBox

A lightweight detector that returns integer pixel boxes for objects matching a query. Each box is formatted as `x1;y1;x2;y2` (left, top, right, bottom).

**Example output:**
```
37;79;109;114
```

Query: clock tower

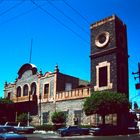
90;15;129;97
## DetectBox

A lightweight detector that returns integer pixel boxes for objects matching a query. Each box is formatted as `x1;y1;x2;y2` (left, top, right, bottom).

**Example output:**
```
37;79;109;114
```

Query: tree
51;111;66;124
83;91;130;125
17;113;32;124
0;97;13;104
0;98;14;123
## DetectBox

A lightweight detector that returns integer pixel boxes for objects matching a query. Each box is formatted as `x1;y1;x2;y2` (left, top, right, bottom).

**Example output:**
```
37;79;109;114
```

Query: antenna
29;38;33;63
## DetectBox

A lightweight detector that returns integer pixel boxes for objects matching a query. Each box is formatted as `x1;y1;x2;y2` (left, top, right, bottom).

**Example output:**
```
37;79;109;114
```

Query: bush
51;111;66;124
17;113;32;124
78;125;91;128
35;125;54;131
35;124;66;131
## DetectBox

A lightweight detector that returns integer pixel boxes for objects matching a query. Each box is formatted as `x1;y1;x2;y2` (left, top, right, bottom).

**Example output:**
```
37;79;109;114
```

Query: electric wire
130;92;140;101
0;0;25;17
46;0;89;35
62;0;90;24
30;0;89;44
0;2;44;25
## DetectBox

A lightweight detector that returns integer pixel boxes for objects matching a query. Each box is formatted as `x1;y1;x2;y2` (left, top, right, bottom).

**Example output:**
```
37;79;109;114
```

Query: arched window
7;92;11;99
31;82;36;95
23;84;28;96
17;86;21;97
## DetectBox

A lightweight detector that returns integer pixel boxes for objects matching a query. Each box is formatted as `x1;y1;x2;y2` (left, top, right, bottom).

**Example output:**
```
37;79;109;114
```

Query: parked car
57;125;89;137
127;126;139;134
89;124;119;136
0;126;27;140
0;126;17;133
90;124;139;136
5;122;35;134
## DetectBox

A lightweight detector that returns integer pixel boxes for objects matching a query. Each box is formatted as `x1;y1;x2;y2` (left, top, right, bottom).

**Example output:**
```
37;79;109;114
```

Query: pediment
18;63;37;79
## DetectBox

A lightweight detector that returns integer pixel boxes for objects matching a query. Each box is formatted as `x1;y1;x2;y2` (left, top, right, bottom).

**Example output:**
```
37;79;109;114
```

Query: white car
5;122;35;134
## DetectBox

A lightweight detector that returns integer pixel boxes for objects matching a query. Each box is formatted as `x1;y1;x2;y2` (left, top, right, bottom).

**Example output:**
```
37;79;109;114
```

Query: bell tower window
99;66;107;87
94;61;112;91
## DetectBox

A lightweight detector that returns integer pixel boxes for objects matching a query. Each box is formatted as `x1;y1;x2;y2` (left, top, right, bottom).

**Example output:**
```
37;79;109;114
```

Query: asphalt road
24;133;140;140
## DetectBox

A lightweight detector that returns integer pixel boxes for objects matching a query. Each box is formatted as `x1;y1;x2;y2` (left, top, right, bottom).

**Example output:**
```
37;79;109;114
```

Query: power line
0;3;46;25
130;93;140;101
46;0;89;35
62;0;90;24
30;0;89;44
0;0;25;17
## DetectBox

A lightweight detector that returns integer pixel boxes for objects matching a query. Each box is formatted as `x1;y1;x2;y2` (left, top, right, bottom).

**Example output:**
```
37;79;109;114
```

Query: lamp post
39;94;42;125
27;91;31;126
15;92;18;122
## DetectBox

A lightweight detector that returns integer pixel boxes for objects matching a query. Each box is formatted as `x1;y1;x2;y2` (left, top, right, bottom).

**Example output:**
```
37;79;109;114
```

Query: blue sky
0;0;140;106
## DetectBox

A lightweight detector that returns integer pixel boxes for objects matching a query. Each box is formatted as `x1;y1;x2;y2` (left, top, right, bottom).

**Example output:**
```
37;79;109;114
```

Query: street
24;133;140;140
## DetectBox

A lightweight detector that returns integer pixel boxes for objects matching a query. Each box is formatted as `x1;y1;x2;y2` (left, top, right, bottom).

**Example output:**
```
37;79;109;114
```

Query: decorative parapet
56;87;90;101
90;15;115;29
12;96;33;103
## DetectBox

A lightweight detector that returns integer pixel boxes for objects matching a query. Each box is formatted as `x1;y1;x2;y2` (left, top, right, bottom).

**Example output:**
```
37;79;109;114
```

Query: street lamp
39;94;42;125
15;92;18;122
27;91;31;126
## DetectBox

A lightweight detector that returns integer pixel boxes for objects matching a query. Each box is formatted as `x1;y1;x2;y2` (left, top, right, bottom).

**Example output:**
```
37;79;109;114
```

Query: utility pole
132;62;140;89
27;91;31;126
39;94;42;125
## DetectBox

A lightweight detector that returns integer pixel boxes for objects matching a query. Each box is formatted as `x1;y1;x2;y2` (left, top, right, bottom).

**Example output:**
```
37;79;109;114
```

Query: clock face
95;32;110;48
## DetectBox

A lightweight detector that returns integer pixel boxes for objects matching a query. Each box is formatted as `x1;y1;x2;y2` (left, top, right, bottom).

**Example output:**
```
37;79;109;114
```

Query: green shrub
35;124;66;131
17;113;32;124
51;111;66;124
35;124;54;131
78;125;91;128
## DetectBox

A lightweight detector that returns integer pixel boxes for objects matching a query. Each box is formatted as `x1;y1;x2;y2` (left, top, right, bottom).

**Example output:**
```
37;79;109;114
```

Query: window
74;110;82;125
99;66;107;87
7;92;11;99
44;84;49;95
31;82;36;95
23;84;28;96
17;87;21;97
94;61;112;91
62;111;68;123
65;83;72;91
43;112;49;124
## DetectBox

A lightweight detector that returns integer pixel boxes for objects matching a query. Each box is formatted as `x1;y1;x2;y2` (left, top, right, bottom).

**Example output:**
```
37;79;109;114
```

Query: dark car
90;124;139;136
0;126;27;140
5;122;35;134
127;126;139;134
89;124;119;136
57;125;89;137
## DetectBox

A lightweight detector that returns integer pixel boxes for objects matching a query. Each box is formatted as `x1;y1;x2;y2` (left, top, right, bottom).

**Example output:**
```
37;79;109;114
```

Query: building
4;15;129;126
